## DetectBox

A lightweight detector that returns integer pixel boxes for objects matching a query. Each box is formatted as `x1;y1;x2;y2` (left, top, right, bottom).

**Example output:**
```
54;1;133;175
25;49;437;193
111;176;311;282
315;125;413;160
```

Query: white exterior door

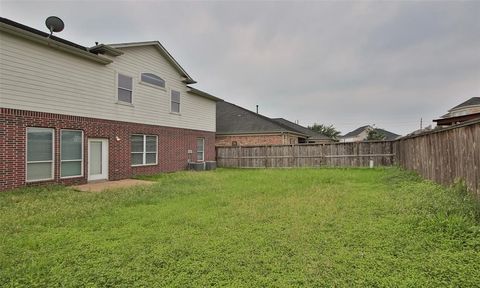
88;138;109;181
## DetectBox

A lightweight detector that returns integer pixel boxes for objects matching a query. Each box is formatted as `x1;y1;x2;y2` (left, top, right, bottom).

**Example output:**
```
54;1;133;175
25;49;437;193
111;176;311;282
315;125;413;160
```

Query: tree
308;123;341;140
366;129;386;141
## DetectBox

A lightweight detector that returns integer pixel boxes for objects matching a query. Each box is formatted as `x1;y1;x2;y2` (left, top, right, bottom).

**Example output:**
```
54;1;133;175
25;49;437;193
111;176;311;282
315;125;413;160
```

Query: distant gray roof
449;97;480;111
271;118;331;140
342;125;371;138
216;101;307;136
341;125;400;140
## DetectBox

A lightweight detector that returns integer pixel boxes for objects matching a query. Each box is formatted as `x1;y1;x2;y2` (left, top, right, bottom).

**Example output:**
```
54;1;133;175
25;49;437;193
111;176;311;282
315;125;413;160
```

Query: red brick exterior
215;133;301;147
0;108;215;191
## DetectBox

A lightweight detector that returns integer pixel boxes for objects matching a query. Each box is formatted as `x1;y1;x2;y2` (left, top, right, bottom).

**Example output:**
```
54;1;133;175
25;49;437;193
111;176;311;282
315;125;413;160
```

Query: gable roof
341;125;371;138
216;101;307;136
271;118;331;140
108;41;196;84
341;125;400;140
449;97;480;111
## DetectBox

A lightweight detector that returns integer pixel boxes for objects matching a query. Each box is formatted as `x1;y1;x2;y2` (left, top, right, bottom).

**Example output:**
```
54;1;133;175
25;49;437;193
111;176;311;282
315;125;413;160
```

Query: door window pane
90;142;102;175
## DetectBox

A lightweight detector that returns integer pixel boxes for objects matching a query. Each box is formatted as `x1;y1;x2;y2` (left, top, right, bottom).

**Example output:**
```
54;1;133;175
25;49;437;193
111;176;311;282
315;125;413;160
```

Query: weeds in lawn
1;168;479;287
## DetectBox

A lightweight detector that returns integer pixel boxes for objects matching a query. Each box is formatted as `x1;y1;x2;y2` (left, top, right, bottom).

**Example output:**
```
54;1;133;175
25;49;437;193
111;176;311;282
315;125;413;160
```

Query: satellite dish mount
45;16;64;38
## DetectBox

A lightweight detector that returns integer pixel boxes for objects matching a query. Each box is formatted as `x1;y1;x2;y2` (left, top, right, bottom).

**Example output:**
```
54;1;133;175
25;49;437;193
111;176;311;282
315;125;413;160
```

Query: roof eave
89;44;124;56
0;22;112;65
187;87;222;102
217;131;308;137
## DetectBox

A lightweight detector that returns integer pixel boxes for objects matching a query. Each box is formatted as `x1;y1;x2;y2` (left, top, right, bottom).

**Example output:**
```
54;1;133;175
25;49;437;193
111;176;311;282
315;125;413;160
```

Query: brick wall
215;134;300;147
0;108;215;191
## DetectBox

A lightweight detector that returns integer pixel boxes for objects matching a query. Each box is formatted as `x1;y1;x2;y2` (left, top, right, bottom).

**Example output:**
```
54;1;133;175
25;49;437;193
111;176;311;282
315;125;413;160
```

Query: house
216;101;309;146
433;97;480;127
271;118;334;144
340;125;400;142
0;17;221;191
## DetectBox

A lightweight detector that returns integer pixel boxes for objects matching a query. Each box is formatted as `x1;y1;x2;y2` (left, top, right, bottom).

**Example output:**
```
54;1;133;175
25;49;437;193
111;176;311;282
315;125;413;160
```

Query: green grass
1;168;479;287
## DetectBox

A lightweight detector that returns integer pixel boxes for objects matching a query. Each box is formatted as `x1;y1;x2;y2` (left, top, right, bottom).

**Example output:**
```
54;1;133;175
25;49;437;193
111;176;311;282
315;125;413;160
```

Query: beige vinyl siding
0;32;216;132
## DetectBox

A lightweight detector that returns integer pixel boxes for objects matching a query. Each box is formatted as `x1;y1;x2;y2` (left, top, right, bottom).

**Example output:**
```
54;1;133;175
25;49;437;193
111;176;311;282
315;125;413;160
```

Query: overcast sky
2;0;479;135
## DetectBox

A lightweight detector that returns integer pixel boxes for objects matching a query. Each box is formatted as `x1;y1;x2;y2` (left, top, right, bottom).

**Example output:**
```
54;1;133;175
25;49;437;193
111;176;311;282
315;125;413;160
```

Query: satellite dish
45;16;64;37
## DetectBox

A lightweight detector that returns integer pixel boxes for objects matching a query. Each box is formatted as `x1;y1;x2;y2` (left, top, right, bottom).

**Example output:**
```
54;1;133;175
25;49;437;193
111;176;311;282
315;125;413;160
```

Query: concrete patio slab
73;179;155;192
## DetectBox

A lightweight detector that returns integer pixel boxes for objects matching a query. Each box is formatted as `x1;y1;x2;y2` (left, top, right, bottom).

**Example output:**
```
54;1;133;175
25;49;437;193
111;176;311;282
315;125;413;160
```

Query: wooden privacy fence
394;119;480;198
216;119;480;198
216;141;395;168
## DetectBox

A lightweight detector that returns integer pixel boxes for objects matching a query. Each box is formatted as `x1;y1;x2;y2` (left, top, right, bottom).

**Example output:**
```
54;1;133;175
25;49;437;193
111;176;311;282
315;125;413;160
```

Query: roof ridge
219;101;307;136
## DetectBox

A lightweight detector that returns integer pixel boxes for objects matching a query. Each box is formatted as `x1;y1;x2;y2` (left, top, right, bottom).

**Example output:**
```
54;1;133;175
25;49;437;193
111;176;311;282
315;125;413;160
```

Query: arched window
141;73;165;88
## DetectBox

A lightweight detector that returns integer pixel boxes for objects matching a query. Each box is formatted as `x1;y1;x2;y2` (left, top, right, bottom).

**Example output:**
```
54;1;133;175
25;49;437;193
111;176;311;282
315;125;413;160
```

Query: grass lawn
1;168;479;287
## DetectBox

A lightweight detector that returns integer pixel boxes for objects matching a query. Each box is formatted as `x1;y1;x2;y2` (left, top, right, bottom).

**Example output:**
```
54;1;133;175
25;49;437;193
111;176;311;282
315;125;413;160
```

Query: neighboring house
271;118;334;144
216;101;308;146
340;125;400;142
433;97;480;127
0;17;221;191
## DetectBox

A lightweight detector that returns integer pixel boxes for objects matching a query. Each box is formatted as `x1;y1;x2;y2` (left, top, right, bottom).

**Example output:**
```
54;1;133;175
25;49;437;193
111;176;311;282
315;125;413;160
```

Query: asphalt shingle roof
450;97;480;111
341;125;400;141
216;101;306;136
271;118;331;140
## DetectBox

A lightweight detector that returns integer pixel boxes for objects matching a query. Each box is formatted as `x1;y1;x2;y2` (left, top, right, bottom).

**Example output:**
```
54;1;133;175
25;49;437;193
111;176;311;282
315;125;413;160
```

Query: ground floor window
61;130;83;178
131;135;158;166
26;127;54;182
196;138;205;162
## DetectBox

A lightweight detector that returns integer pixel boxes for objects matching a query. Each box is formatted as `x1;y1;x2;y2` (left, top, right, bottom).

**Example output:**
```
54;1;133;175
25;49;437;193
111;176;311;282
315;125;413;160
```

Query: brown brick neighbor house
216;101;332;146
0;17;221;191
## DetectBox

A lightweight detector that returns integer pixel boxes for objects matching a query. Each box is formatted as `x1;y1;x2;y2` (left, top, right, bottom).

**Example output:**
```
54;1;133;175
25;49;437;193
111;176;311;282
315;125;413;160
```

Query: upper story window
171;90;181;113
141;73;165;88
118;74;133;103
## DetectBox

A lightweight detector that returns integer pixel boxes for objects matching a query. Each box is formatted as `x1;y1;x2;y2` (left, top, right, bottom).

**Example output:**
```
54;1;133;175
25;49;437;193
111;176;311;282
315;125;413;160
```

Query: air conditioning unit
205;161;217;170
188;162;205;171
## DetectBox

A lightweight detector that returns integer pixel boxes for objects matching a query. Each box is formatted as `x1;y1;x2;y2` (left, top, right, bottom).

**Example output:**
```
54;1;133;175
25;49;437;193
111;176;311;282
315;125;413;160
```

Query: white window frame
60;129;84;179
139;72;166;90
26;127;55;183
131;134;158;167
170;89;181;114
196;137;205;162
116;72;134;104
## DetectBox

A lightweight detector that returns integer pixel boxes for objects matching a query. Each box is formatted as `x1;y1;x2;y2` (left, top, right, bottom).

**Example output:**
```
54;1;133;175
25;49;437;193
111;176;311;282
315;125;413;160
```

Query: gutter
0;22;112;65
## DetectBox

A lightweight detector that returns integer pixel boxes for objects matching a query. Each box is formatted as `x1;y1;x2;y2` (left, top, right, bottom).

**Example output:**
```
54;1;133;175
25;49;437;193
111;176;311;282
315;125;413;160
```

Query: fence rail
216;141;395;168
394;119;480;198
216;119;480;198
